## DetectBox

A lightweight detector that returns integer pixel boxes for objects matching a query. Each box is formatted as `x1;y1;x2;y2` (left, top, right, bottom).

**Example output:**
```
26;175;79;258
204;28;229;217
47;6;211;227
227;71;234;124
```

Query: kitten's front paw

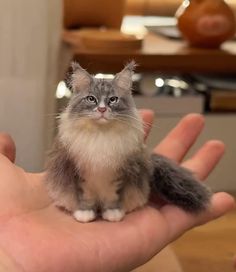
102;209;125;222
73;210;96;223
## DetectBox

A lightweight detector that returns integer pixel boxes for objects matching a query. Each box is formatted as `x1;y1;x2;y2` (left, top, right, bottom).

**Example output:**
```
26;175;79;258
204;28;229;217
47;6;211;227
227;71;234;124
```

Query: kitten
45;61;211;223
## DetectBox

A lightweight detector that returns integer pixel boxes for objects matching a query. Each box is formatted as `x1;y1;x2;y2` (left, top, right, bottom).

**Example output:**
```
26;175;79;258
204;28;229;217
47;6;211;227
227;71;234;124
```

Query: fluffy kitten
45;62;211;223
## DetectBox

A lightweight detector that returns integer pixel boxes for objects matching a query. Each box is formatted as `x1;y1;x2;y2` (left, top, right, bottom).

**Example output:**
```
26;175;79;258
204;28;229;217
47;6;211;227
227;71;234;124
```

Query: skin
0;111;234;272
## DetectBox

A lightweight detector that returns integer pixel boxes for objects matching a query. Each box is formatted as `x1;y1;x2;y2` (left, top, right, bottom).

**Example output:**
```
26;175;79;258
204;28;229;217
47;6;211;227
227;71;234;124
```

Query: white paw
73;210;96;223
102;209;125;222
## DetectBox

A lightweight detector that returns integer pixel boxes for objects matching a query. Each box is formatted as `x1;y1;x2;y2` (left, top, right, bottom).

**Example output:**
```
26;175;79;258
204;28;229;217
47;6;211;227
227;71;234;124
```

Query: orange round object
176;0;236;48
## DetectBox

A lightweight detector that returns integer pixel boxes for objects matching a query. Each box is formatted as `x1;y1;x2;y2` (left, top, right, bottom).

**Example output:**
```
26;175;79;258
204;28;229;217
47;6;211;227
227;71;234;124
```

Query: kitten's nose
97;107;107;113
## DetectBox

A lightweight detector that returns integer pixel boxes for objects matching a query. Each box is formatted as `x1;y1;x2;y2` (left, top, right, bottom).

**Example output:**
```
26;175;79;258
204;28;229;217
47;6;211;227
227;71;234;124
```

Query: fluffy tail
150;154;212;213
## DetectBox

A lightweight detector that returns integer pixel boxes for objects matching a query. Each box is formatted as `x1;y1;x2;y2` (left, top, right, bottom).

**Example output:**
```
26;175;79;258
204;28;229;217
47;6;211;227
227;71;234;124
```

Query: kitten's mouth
94;115;109;123
91;112;111;123
97;118;109;124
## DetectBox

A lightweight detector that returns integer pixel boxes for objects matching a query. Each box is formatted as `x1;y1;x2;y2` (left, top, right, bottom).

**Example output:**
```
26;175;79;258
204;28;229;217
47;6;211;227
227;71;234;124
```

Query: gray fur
45;61;211;222
68;79;135;118
150;154;211;212
117;150;151;212
46;139;79;192
45;139;84;212
119;150;151;192
113;60;136;91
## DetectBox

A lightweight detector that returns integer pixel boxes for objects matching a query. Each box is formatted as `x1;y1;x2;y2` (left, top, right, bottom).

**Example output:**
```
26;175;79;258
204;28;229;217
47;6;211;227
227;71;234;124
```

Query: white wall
0;0;62;171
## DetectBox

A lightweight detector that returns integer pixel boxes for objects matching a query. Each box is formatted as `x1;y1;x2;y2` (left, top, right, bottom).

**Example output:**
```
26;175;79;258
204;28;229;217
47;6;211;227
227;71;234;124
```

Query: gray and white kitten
45;61;211;223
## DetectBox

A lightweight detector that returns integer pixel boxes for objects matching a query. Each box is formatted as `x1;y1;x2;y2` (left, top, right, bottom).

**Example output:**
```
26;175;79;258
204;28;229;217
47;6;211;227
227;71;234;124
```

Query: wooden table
65;32;236;74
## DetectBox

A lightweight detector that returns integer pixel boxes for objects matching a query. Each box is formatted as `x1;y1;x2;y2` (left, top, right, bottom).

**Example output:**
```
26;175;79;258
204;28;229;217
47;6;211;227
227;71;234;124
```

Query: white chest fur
59;113;144;200
59;113;143;169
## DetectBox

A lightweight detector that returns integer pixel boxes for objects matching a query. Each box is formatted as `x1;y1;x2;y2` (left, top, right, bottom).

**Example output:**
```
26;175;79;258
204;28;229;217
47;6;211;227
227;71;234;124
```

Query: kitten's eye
109;96;119;104
86;96;97;104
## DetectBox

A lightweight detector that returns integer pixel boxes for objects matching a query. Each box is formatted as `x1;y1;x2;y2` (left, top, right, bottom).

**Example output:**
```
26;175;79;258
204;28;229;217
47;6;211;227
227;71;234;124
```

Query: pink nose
98;107;107;113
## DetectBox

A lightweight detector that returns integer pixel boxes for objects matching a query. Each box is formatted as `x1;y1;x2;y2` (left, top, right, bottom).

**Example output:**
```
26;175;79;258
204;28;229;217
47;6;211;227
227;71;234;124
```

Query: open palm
0;112;234;272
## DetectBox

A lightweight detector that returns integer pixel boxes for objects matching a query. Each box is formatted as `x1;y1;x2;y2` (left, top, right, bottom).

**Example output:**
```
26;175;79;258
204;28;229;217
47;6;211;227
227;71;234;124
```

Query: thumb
0;133;16;162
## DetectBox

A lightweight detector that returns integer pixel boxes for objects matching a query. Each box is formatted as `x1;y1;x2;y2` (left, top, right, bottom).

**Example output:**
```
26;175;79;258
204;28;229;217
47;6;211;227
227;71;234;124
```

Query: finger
182;140;225;180
83;192;234;272
0;133;16;162
139;109;154;141
154;114;205;162
161;192;235;241
99;193;234;271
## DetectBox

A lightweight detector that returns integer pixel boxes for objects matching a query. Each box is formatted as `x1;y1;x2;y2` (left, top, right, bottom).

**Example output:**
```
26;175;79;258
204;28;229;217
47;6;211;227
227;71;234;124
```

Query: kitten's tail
150;154;212;213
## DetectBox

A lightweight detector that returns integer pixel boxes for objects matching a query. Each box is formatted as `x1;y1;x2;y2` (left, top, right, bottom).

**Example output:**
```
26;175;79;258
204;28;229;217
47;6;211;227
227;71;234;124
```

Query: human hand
0;112;234;272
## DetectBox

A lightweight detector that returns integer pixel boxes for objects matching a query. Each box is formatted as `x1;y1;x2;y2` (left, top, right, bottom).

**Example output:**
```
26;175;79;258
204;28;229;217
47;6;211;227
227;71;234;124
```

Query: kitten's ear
65;62;92;92
113;61;136;92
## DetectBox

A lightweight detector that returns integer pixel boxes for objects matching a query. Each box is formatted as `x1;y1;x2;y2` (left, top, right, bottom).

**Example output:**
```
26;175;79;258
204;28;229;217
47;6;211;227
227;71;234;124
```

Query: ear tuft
124;60;137;73
114;61;137;91
65;62;92;92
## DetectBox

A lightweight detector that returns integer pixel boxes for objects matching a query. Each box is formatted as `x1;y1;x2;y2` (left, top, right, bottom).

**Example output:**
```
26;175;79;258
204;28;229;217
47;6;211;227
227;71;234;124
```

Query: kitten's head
64;61;138;125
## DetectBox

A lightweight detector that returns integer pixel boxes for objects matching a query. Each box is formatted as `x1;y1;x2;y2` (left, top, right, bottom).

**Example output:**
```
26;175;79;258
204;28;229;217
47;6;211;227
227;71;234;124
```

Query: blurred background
0;1;236;271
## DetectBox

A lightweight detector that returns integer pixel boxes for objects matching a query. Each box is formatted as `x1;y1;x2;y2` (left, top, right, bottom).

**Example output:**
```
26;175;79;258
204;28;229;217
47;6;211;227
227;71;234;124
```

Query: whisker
114;117;145;135
116;113;158;130
54;111;158;133
67;113;94;118
44;113;61;119
115;113;143;124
